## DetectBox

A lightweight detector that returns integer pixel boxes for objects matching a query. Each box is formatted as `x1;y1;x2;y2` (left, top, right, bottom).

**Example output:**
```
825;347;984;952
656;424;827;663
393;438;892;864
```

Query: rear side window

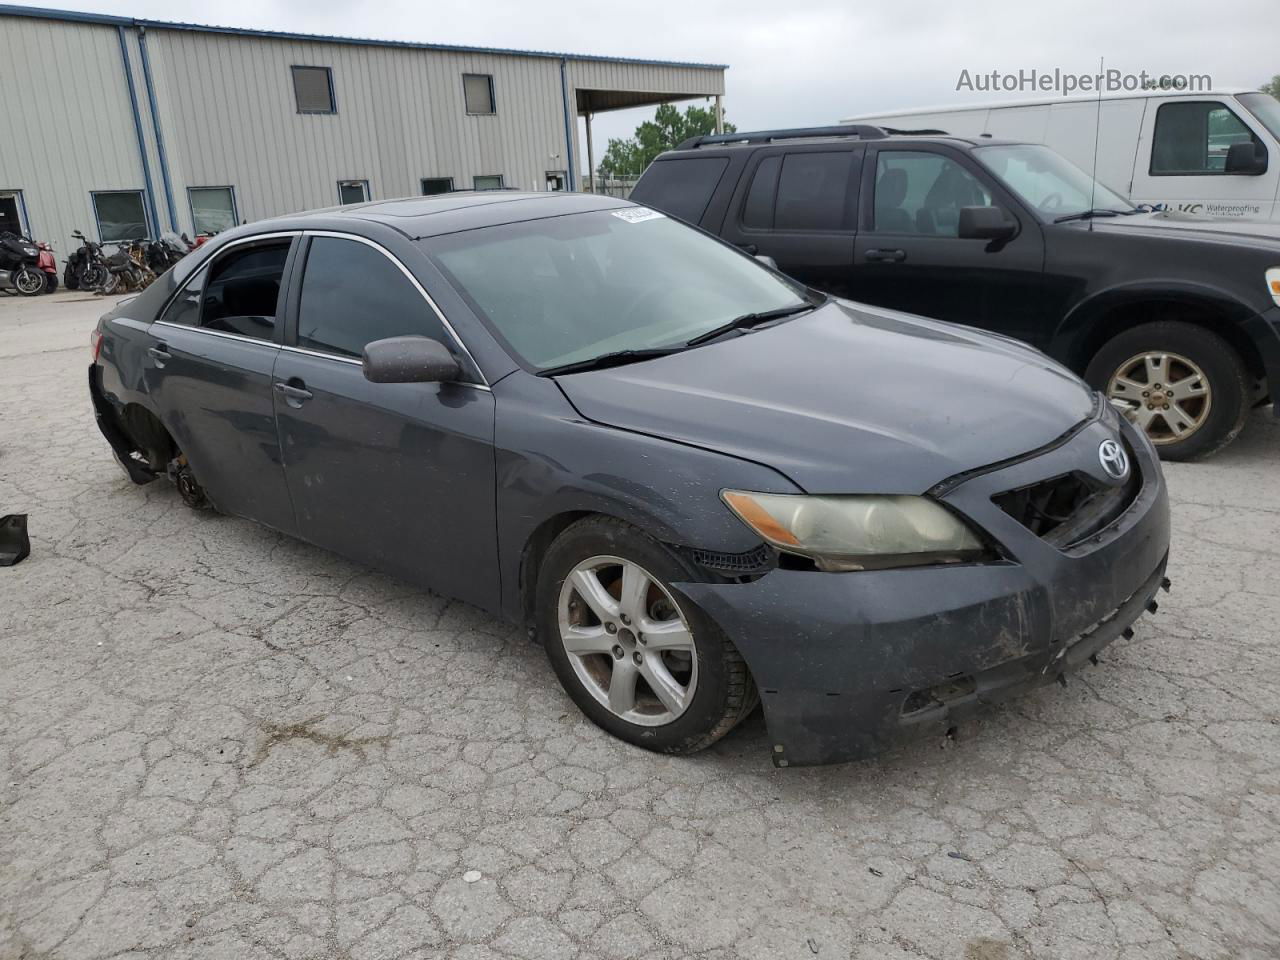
631;157;729;225
200;242;290;341
775;152;853;231
296;237;449;359
159;266;207;327
1151;101;1263;174
742;156;781;229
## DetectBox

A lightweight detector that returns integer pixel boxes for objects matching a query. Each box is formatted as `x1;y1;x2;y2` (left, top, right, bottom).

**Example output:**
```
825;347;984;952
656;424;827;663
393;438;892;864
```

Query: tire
536;516;757;755
64;264;79;290
43;271;57;294
82;263;107;290
1085;321;1250;462
13;265;44;296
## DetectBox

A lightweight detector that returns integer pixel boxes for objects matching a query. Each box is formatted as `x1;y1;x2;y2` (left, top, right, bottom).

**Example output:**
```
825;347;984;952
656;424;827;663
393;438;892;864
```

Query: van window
630;157;729;225
775;153;853;231
874;151;992;236
1151;101;1262;175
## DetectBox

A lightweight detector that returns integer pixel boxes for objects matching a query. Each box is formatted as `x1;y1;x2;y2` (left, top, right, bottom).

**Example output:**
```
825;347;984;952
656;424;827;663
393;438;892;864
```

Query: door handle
865;248;907;263
148;344;171;364
274;381;313;407
738;243;759;255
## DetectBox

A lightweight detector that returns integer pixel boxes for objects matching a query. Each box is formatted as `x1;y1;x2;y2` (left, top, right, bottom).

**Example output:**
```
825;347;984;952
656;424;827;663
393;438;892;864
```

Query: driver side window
873;151;993;236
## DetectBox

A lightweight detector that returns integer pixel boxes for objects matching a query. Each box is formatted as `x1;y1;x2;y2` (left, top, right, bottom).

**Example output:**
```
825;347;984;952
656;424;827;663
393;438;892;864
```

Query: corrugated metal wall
0;17;149;252
0;11;725;248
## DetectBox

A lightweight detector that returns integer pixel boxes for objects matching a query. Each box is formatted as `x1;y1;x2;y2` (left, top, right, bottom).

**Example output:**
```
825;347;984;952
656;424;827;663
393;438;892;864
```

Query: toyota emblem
1098;439;1129;481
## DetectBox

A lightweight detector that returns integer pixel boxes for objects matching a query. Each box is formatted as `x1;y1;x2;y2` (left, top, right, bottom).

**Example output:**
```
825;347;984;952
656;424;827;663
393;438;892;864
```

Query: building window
473;175;504;191
291;66;335;114
93;191;148;242
188;187;237;235
1151;101;1262;174
462;74;495;115
0;190;26;237
337;180;369;205
421;178;454;195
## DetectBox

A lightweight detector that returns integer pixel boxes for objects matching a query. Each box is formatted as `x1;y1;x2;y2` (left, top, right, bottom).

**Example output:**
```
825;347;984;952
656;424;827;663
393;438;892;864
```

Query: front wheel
1085;321;1249;461
13;265;44;296
536;516;757;755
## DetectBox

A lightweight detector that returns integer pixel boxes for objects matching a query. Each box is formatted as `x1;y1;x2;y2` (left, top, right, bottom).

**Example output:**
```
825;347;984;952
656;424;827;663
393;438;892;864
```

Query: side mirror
1225;141;1267;175
958;206;1016;241
755;253;779;270
362;335;461;384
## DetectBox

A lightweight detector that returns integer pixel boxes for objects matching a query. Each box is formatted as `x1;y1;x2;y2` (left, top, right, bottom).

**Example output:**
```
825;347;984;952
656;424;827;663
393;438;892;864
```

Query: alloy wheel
557;555;697;727
15;268;44;296
1106;351;1211;445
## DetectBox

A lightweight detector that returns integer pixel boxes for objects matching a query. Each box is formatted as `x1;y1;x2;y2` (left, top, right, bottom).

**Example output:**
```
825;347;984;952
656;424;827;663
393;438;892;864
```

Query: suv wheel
536;516;756;755
1085;321;1249;461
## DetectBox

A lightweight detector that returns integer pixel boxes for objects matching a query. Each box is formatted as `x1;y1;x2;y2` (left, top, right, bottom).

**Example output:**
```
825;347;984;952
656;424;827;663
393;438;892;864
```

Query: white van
846;88;1280;221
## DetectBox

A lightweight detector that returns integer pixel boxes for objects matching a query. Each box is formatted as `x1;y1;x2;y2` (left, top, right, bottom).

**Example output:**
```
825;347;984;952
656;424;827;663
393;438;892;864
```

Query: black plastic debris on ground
0;514;30;566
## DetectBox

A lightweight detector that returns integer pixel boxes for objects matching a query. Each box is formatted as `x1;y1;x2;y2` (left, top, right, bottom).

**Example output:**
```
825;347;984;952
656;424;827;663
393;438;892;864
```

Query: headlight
1267;267;1280;307
722;490;988;572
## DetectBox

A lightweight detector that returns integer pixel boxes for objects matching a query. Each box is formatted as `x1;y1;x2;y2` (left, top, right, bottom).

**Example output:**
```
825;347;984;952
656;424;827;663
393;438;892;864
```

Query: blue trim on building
136;28;178;232
115;25;161;238
559;59;577;192
0;4;728;70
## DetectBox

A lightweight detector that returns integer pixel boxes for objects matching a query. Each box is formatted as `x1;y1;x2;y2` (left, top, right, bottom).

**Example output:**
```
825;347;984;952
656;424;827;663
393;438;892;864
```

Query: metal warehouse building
0;5;725;250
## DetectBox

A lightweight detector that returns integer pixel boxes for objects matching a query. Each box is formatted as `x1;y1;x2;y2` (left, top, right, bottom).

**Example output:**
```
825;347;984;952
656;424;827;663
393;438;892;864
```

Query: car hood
553;300;1096;493
1089;210;1280;249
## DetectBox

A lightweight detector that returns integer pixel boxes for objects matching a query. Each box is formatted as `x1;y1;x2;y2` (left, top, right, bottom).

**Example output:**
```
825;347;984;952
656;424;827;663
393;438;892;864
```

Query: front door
1129;97;1279;221
273;233;499;609
851;146;1049;346
145;234;298;531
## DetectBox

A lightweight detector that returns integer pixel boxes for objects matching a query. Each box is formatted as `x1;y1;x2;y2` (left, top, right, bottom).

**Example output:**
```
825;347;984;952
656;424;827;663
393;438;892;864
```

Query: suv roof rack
676;124;892;150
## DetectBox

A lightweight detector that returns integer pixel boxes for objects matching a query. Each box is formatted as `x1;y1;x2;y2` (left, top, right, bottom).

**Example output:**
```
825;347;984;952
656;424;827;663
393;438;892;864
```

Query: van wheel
1085;321;1249;461
536;516;756;755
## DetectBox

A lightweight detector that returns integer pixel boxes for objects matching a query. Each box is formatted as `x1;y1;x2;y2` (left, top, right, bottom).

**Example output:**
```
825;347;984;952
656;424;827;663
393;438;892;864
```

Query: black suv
630;125;1280;460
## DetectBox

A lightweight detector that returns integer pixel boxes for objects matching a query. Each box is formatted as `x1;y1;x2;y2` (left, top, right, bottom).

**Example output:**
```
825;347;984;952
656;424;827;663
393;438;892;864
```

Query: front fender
493;373;796;621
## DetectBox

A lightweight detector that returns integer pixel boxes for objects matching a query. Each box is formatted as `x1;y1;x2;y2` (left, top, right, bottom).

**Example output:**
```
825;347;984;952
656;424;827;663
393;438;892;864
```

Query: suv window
742;156;780;229
200;241;290;340
297;237;449;359
1151;101;1262;174
873;151;992;236
630;157;729;225
775;152;853;231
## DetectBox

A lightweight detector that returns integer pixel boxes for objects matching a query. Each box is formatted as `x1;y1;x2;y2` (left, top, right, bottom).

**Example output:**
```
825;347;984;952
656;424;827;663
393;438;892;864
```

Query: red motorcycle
35;240;57;293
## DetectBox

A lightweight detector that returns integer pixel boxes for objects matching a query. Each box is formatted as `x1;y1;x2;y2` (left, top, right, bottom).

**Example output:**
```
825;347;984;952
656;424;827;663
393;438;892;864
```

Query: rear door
145;233;298;531
850;145;1049;344
272;232;499;609
717;145;861;294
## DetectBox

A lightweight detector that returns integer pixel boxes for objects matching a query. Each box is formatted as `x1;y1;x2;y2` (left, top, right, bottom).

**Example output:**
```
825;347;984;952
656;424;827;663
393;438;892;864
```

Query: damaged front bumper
674;415;1171;767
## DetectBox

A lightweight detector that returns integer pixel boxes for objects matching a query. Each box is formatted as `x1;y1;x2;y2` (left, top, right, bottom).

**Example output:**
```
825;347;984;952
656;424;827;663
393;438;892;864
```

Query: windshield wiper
538;347;683;377
684;302;815;347
1053;208;1133;224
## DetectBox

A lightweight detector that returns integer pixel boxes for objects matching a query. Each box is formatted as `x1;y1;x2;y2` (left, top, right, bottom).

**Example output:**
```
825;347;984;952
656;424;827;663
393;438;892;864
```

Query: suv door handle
274;381;313;407
148;344;171;364
865;248;907;263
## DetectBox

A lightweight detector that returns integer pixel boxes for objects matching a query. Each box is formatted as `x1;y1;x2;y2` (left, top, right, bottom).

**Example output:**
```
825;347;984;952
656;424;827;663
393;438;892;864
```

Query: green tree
1261;75;1280;98
598;103;736;178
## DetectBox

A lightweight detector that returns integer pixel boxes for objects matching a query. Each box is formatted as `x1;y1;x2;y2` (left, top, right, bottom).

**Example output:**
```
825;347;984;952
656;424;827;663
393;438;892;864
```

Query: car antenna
1088;56;1104;233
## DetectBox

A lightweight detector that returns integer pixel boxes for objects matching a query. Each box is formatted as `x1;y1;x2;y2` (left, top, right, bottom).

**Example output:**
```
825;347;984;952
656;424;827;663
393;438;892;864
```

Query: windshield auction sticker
611;208;666;223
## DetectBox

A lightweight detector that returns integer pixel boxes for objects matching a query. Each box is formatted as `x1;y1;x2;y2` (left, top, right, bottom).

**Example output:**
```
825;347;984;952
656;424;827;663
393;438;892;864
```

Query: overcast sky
17;0;1280;172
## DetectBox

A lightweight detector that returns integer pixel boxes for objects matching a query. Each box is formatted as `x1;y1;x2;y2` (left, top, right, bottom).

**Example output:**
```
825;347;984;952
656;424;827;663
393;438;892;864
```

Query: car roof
244;191;633;240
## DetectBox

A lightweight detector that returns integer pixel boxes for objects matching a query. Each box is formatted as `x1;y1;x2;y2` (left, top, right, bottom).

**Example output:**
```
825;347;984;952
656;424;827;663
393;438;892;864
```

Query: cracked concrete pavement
1;291;1278;960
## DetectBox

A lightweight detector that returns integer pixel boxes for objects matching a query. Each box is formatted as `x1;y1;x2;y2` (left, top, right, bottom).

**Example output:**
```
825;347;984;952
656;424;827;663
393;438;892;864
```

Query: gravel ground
2;292;1278;960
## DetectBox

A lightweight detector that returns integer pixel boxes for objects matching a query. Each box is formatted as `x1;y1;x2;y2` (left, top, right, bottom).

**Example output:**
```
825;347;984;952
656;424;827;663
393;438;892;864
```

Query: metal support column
585;109;595;193
714;95;724;134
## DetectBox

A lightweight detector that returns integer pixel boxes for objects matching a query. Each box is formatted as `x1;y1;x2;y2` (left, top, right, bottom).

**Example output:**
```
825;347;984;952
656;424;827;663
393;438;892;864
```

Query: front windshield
973;143;1133;219
1238;92;1280;140
424;209;808;371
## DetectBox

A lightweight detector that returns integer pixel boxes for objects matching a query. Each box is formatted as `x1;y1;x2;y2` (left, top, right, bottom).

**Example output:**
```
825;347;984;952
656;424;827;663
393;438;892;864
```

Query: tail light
90;329;103;363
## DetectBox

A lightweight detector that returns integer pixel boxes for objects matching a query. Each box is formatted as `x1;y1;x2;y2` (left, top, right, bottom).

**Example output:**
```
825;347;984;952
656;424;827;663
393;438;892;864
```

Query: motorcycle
0;232;46;297
64;231;108;291
140;232;190;275
96;242;155;295
35;240;57;292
